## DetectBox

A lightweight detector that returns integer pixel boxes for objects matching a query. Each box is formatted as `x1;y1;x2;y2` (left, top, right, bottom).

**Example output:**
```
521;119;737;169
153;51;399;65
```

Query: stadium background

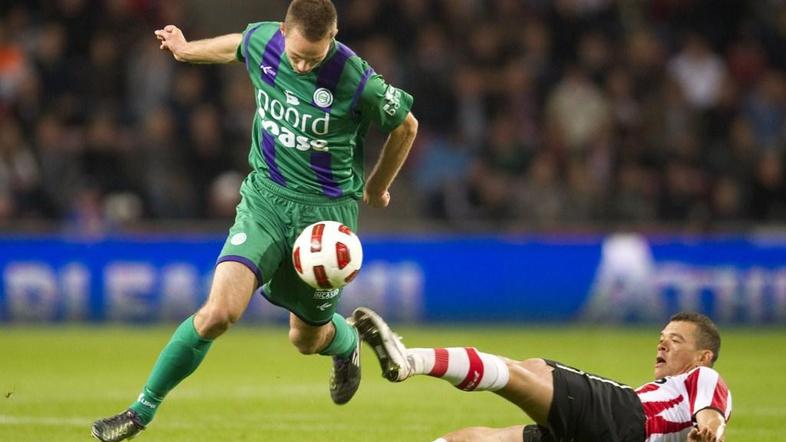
1;1;785;441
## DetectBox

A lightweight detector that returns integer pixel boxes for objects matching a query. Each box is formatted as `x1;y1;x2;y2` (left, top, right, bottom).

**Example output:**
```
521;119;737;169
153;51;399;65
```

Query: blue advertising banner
0;233;784;324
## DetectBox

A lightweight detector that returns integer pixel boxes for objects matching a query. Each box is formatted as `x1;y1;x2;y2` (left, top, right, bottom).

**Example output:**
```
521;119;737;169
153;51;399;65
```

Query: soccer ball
292;221;363;289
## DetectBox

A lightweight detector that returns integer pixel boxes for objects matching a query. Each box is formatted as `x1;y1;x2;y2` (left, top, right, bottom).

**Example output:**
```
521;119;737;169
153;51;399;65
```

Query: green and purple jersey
236;22;413;199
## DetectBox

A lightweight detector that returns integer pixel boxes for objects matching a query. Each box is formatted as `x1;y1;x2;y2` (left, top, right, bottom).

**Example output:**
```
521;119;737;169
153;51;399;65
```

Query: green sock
129;315;213;425
319;313;358;359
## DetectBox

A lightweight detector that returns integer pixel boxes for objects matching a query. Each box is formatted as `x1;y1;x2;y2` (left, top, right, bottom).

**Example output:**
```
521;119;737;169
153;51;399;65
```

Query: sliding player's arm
688;408;726;442
364;112;418;208
154;25;241;64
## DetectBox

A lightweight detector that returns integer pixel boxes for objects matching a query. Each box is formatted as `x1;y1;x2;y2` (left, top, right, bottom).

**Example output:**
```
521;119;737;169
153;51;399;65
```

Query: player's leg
91;261;257;441
354;307;554;424
195;261;259;337
131;261;257;417
495;359;554;425
260;195;361;404
92;182;274;441
289;312;333;353
263;263;361;404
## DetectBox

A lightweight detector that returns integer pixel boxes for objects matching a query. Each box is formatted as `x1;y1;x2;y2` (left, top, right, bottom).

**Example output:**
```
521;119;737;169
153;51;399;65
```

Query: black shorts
531;360;646;442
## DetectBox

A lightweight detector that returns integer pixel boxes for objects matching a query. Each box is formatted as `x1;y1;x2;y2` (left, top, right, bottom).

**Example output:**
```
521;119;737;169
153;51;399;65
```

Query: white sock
407;347;510;391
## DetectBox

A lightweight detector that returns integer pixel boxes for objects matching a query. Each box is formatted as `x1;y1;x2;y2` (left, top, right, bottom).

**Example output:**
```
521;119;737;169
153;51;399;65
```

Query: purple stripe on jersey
242;24;263;72
312;43;355;111
260;30;285;85
261;129;287;186
310;151;342;198
349;67;374;116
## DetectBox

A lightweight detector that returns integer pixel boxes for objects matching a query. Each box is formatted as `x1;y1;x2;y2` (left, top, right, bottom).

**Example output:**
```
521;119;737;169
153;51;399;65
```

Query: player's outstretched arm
364;112;418;208
689;408;726;442
154;25;241;64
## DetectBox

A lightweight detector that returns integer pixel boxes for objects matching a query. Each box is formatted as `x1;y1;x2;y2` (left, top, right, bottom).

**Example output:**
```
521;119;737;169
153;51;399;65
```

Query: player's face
654;321;705;378
282;24;335;74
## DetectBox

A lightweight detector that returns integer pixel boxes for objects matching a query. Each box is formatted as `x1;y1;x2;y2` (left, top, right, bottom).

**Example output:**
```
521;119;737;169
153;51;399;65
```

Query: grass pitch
1;324;784;441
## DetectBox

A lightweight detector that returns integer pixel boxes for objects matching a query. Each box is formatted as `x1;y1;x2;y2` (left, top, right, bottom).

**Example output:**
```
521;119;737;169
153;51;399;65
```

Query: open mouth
655;356;666;366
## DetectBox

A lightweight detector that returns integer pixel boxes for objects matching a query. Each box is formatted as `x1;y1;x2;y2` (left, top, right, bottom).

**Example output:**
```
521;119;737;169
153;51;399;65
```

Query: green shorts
218;173;359;325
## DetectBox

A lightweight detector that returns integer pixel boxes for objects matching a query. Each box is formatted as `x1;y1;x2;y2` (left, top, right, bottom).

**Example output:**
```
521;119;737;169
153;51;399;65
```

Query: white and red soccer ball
292;221;363;289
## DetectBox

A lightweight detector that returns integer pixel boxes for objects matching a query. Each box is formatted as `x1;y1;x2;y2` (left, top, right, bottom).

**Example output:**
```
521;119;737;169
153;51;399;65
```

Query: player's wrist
364;183;388;197
174;42;193;62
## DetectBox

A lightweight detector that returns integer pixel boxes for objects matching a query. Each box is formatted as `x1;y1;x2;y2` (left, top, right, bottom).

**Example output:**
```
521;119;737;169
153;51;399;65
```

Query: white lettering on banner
4;263;58;321
62;263;89;321
581;235;661;322
105;263;156;321
581;234;786;323
257;89;329;151
160;264;200;321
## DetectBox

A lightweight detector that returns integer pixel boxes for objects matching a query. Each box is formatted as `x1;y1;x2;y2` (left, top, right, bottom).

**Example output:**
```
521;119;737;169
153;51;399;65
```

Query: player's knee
517;358;547;372
505;358;549;389
195;305;240;338
288;328;322;354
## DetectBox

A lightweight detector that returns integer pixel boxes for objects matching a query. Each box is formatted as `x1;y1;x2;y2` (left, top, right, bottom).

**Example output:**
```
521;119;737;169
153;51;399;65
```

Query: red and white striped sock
407;347;510;391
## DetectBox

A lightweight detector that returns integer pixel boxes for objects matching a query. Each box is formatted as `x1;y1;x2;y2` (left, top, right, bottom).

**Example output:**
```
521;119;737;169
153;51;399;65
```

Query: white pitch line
0;415;90;427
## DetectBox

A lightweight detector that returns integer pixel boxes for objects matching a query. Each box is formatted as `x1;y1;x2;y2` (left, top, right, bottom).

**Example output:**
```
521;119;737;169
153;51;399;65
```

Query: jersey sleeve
685;367;732;422
357;68;414;133
236;22;264;63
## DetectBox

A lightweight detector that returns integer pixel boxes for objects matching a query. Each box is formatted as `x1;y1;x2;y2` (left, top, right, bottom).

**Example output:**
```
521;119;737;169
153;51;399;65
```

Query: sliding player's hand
688;426;724;442
154;25;188;61
363;188;390;208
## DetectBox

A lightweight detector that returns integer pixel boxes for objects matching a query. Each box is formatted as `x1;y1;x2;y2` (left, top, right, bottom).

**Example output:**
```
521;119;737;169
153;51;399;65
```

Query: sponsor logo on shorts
230;232;247;245
313;288;340;300
316;302;332;311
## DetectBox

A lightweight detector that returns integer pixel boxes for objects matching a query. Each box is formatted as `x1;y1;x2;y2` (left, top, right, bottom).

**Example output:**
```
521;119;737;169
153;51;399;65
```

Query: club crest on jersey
313;88;333;108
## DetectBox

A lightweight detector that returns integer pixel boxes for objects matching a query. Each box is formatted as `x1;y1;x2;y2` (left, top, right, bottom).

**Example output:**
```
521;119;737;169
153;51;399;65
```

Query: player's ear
280;22;287;36
697;349;714;367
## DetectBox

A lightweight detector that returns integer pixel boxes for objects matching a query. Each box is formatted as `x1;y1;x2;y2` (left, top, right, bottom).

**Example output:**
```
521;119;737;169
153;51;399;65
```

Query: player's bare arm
154;25;241;64
688;408;726;442
364;112;418;208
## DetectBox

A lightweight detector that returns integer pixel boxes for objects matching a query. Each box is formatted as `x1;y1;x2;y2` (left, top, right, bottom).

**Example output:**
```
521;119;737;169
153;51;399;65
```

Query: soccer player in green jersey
91;1;418;440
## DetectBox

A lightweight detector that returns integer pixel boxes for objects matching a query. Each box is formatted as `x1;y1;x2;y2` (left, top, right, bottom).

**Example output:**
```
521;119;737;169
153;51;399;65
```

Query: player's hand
688;427;723;442
363;188;390;208
154;25;188;61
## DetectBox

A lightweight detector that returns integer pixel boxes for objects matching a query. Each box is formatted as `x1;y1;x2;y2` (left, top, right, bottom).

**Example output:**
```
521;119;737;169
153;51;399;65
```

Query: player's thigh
441;425;525;442
495;358;554;426
202;260;258;318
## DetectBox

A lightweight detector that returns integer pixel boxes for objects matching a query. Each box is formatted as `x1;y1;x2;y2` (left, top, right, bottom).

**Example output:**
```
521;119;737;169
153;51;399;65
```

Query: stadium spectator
354;307;731;442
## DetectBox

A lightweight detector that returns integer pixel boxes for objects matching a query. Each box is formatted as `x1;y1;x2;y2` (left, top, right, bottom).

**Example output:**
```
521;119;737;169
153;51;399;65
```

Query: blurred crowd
1;0;785;232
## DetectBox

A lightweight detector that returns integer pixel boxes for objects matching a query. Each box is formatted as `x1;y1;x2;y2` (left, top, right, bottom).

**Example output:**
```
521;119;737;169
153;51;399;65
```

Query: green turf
1;325;784;441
